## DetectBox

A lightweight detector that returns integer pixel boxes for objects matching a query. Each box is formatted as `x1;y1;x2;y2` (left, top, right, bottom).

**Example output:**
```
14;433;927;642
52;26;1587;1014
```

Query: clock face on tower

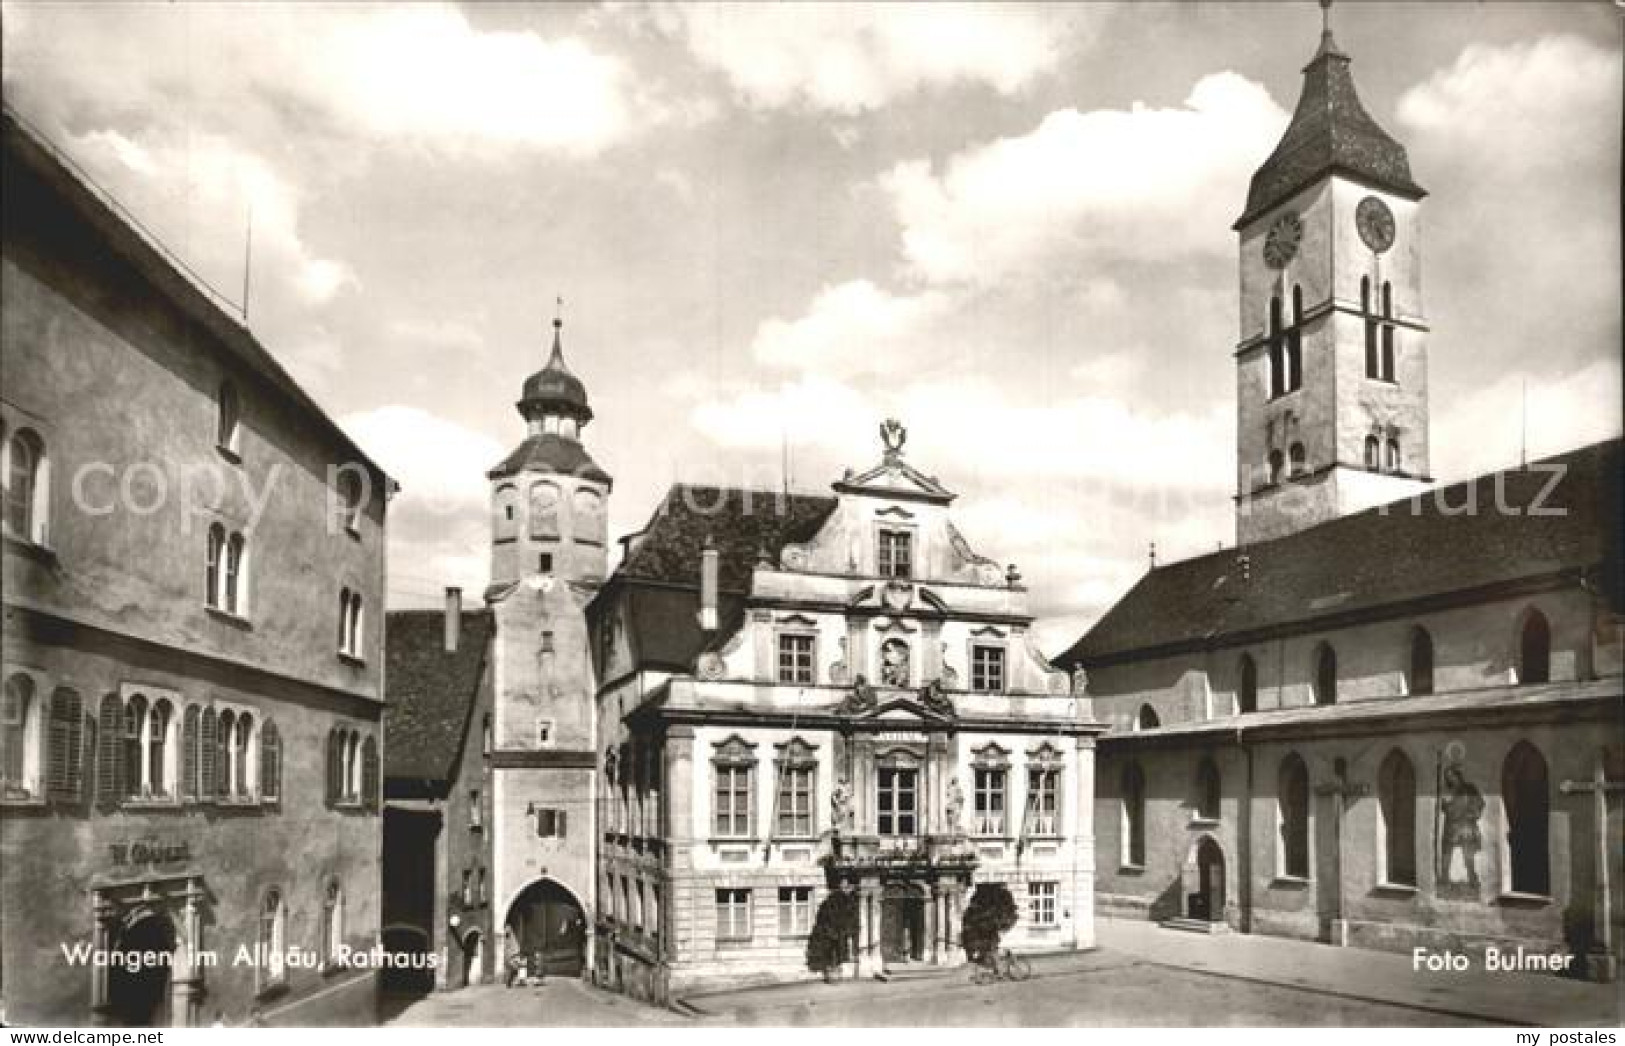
1263;212;1302;269
1356;196;1396;253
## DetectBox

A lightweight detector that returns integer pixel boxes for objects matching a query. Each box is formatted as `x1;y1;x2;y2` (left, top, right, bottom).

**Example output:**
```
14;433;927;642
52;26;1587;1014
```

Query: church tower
484;314;609;974
1234;2;1432;545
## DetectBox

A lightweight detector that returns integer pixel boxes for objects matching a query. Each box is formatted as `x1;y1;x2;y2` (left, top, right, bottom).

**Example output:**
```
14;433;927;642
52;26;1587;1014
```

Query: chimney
698;539;719;633
444;586;462;653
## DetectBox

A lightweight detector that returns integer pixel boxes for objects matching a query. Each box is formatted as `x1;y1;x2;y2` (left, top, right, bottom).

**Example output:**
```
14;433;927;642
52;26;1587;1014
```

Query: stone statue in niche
919;678;955;718
836;674;877;716
943;777;965;834
1437;748;1484;897
831;778;854;833
530;482;561;539
880;639;911;688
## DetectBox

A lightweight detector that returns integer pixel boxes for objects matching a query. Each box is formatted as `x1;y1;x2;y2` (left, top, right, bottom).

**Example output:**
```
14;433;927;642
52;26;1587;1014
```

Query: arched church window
1288;442;1306;477
1121;762;1146;867
1136;704;1160;731
1194;757;1221;820
1364;436;1380;471
1380;281;1396;381
1378;749;1417;886
1278;754;1309;878
1502;741;1550;895
1237;654;1258;714
1313;643;1337;706
1517;608;1551;685
1386;437;1401;472
1268;295;1285;399
1287;285;1303;391
1408;626;1434;696
1362;275;1378;377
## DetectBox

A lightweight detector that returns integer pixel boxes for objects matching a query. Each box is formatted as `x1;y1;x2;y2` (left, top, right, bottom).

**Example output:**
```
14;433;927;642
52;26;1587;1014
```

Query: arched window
1364;435;1381;471
1268;449;1284;485
1278;754;1310;878
337;470;363;533
1313;643;1337;705
1136;704;1160;731
1268;295;1285;399
1385;437;1401;472
147;698;173;798
1288;442;1306;477
225;532;246;615
234;713;254;798
46;687;84;802
322;881;345;965
493;484;518;540
349;595;363;658
217;380;241;452
206;524;226;609
1377;749;1417;886
259;889;287;989
1408;627;1434;696
1237;654;1258;714
1502;741;1550;895
216;710;235;801
181;705;200;800
345;731;361;801
1287;285;1303;391
1518;608;1551;685
1;674;39;798
4;428;45;543
1195;757;1221;820
260;720;281;802
1362;275;1377;377
96;693;124;806
362;735;380;811
1121;763;1146;867
122;694;147;798
1380;281;1395;381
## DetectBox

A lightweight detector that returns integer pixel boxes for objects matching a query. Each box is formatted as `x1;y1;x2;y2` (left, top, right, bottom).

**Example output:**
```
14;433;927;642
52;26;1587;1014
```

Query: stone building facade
381;598;497;993
482;319;605;980
0;110;393;1025
1057;13;1624;983
590;426;1103;1002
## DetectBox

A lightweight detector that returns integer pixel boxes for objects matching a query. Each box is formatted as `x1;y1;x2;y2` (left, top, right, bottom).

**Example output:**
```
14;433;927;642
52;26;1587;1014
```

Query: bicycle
969;947;1032;984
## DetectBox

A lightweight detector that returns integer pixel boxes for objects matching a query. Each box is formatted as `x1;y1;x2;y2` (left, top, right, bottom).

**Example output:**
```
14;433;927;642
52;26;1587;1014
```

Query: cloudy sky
4;1;1619;650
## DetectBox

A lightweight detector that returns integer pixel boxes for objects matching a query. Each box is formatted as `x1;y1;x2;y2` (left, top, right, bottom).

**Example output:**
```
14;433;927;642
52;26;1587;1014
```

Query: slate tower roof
1234;15;1425;228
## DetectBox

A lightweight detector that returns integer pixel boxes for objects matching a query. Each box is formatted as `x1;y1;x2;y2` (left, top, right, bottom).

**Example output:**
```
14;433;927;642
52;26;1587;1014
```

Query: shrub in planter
959;883;1018;963
806;890;859;980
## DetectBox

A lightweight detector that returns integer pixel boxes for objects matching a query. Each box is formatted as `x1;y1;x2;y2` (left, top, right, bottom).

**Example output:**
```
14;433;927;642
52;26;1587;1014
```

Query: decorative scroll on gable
1024;632;1073;695
712;734;758;765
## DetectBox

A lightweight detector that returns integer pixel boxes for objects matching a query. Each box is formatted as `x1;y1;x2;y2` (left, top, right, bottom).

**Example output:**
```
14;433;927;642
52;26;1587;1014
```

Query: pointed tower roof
518;316;592;423
1234;3;1424;229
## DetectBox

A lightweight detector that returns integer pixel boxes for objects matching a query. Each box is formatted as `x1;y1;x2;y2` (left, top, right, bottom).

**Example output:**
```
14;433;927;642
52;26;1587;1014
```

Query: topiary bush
959;883;1018;963
805;889;860;980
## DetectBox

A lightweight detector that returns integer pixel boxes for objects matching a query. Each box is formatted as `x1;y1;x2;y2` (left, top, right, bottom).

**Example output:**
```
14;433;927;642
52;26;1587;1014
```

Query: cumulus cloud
340;406;507;606
750;281;949;377
656;2;1075;113
885;73;1288;284
2;3;635;157
1433;359;1623;484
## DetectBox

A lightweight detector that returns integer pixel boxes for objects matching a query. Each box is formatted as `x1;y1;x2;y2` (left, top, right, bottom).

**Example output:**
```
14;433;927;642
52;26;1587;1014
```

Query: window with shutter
47;688;83;801
199;708;218;801
181;706;199;800
325;729;340;805
96;693;122;806
215;710;234;801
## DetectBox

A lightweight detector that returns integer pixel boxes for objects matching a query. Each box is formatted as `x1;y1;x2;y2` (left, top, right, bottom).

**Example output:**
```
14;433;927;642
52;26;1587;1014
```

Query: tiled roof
1059;440;1622;666
384;609;493;783
1235;32;1425;229
1103;678;1621;746
488;434;612;484
615;485;838;591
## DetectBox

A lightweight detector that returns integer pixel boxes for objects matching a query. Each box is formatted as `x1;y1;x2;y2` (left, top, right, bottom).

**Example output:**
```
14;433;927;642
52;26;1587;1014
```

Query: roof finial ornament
1148;541;1157;570
880;418;907;460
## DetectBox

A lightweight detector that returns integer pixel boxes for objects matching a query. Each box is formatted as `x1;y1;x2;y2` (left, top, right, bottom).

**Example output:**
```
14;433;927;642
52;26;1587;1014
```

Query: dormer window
877;528;912;579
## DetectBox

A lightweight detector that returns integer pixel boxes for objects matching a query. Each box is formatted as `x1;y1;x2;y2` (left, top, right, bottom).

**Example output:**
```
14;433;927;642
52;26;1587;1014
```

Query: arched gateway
107;912;176;1027
1184;835;1227;923
505;878;587;977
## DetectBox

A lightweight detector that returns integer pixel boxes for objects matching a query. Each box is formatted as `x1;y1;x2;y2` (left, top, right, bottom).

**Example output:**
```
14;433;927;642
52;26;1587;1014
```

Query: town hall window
778;886;813;938
777;633;815;685
1;673;39;799
1027;754;1062;836
876;759;918;837
1027;881;1058;926
877;528;912;579
970;644;1005;693
716;888;752;942
774;740;816;837
972;746;1008;836
3;427;46;544
712;736;756;839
